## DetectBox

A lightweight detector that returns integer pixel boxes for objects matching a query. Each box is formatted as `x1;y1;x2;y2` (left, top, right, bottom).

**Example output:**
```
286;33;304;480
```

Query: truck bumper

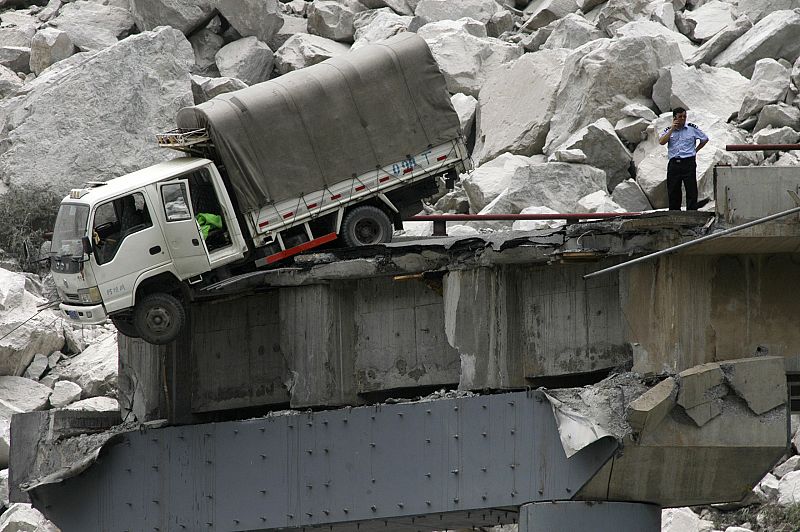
59;303;108;325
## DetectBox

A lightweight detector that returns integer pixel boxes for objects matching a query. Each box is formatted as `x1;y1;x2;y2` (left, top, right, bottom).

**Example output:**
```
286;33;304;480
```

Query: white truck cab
51;157;247;343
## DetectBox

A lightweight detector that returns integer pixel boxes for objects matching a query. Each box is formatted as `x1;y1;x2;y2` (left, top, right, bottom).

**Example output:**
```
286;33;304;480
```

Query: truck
48;33;471;345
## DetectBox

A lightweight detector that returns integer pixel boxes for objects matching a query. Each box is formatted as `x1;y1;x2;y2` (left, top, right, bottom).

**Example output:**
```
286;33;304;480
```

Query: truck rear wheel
133;292;185;345
341;206;393;247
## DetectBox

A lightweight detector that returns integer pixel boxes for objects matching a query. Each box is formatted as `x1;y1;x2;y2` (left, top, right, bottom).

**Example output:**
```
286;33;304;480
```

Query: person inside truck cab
93;193;152;264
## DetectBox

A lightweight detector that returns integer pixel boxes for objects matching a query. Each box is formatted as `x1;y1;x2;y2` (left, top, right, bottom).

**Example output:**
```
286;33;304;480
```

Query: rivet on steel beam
126;503;132;507
511;491;517;497
451;469;459;475
371;478;376;483
307;484;313;489
288;514;294;519
261;517;266;522
371;415;375;420
233;520;240;525
343;419;348;423
288;424;294;429
259;427;266;432
261;454;266;459
454;406;459;411
206;460;212;464
425;473;431;477
371;506;377;512
324;510;330;515
206;523;212;527
453;434;459;439
425;501;431;506
426;410;431;414
180;525;186;529
481;467;487;472
453;498;459;503
206;495;213;499
482;404;487;409
538;489;544;494
324;448;329;453
425;438;431;443
178;435;184;440
482;495;487;501
260;490;267;494
510;429;515;434
398;412;403;417
152;500;159;504
370;442;376;447
234;429;238;434
324;482;330;487
566;487;572;493
508;401;515;406
482;432;487;437
151;466;158;471
510;463;516;469
343;508;349;513
151;438;158;443
306;449;313;454
307;422;313;426
397;503;404;508
306;513;312;517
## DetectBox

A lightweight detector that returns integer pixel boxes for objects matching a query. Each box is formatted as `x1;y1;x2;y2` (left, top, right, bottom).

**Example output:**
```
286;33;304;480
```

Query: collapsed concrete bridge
9;166;800;531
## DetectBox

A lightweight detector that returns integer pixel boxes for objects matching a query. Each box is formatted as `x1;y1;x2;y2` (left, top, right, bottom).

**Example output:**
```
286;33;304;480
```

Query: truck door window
162;183;192;221
93;193;152;265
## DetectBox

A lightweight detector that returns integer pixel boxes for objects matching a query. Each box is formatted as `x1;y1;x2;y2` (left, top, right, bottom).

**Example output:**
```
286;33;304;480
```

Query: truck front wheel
133;292;186;345
341;206;393;247
111;317;140;339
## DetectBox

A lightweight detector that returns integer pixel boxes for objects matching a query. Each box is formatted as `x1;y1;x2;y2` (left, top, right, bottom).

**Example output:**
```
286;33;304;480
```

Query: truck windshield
51;203;89;259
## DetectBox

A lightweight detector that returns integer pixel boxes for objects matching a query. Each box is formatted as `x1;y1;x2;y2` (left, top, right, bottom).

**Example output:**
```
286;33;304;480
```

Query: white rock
129;0;216;34
22;353;48;381
682;0;735;41
215;37;274;86
724;527;754;532
774;455;800;479
0;66;21;99
398;221;433;237
463;153;531;210
578;0;607;12
712;9;800;77
615;116;652;144
29;27;74;76
778;469;800;505
652;64;749;121
0;376;51;424
189;28;225;76
511;206;566;230
191;74;248;104
486;9;514;38
451;93;477;135
754;126;800;144
754;103;800;132
660;507;715;532
542;13;605;50
218;0;285;44
63;396;119;412
415;0;501;25
521;0;580;32
687;15;752;67
0;27;194;195
623;102;658;121
792;55;800;89
361;0;414;16
0;470;7;510
551;148;587;163
49;379;83;408
273;33;350;75
634;110;761;207
50;333;117;398
736;0;800;25
739;58;791;119
268;15;309;51
351;9;412;50
597;0;651;36
0;503;59;532
0;26;34;49
544;35;684;154
308;0;367;42
649;0;677;32
417;18;523;97
0;422;8;471
614;20;697;60
47;351;63;369
473;49;567;163
577;190;625;212
552;117;633;191
50;1;135;51
447;224;480;236
0;46;30;74
613;179;653;211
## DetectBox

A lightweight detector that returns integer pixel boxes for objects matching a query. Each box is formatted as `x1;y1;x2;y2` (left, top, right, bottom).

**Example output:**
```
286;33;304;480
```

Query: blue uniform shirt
663;123;708;160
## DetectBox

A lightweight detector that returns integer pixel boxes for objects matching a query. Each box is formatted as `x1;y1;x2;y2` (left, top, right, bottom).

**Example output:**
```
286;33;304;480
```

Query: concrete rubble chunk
736;0;800;25
614;20;697;60
215;37;274;86
22;354;48;381
29;27;75;76
450;93;477;136
308;0;368;43
511;206;566;231
551;117;633;191
544;35;683;154
462;152;538;211
49;380;83;408
758;472;781;500
274;33;350;75
0;65;22;99
778;469;800;505
687;15;752;67
268;15;309;51
0;46;30;74
774;455;800;479
129;0;216;35
473;49;568;163
63;396;120;411
596;0;651;36
0;503;59;532
551;148;586;163
521;0;580;32
754;126;800;145
615;117;651;144
49;333;118;398
218;0;284;44
576;190;625;213
676;362;724;410
683;0;735;42
360;0;413;16
189;28;225;76
626;376;677;433
486;10;514;38
652;64;749;122
191;74;248;104
0;376;51;422
720;356;786;415
612;179;653;211
417;18;523;97
351;9;412;50
793;55;800;89
754;103;800;132
50;1;135;52
0;26;35;49
739;58;791;119
0;27;194;195
684;399;723;426
415;0;501;25
541;13;605;50
712;9;800;77
660;507;716;532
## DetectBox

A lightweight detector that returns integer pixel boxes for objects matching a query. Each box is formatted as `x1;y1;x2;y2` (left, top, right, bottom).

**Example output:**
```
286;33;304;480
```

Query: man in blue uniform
658;107;709;210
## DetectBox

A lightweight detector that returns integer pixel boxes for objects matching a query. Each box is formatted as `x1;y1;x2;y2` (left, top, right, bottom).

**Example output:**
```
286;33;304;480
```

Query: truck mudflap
58;302;107;325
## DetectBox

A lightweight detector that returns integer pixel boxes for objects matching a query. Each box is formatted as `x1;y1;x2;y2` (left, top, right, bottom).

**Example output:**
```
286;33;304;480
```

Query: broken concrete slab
720;356;786;415
627;376;677;434
684;399;723;427
676;362;724;410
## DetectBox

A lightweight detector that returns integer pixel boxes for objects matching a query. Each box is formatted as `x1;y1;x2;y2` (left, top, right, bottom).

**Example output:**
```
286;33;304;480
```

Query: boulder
415;0;501;25
774;455;800;479
577;190;625;212
0;27;194;195
273;33;350;75
218;0;285;44
0;469;7;510
614;20;697;60
191;74;248;104
22;353;48;381
550;148;586;162
754;103;800;132
649;0;677;32
189;28;225;76
0;270;64;377
652;64;750;121
615;117;651;144
596;0;651;36
473;48;568;163
778;469;800;505
612;179;653;211
49;379;82;408
63;396;120;411
660;507;715;532
681;0;735;42
268;15;309;51
215;37;274;86
351;9;412;50
544;35;684;154
434;187;470;213
712;9;800;77
736;0;800;25
361;0;414;15
754;125;800;144
0;26;35;49
0;376;51;423
551;117;633;191
0;422;7;470
29;27;74;76
308;0;367;42
622;101;658;120
758;471;781;500
633;110;761;207
47;351;63;369
521;0;580;32
486;10;514;38
0;46;30;74
739;58;791;119
49;1;135;52
128;0;216;35
793;55;800;89
463;152;535;211
417;18;523;97
686;15;752;67
49;333;117;398
450;93;477;135
0;66;21;99
578;0;607;12
541;13;605;50
0;504;59;532
511;206;566;230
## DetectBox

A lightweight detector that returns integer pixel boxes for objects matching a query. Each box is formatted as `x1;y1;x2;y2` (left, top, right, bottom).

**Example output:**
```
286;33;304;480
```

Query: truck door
159;180;211;279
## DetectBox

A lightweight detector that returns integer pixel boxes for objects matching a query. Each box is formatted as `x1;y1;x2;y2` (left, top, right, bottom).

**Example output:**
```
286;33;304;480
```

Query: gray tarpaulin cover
176;33;462;213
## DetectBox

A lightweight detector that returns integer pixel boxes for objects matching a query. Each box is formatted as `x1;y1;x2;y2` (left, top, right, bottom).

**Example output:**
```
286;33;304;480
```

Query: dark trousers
667;156;698;210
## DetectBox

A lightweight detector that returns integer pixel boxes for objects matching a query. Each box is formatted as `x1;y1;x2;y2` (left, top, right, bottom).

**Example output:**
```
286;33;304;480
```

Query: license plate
67;310;79;319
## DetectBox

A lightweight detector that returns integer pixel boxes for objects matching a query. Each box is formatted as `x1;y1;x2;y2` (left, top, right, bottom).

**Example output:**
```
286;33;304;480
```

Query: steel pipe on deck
726;144;800;151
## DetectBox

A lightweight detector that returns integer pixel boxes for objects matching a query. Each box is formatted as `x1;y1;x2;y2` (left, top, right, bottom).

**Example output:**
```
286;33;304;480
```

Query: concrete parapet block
676;362;725;410
684;400;723;427
627;376;677;434
720;356;787;415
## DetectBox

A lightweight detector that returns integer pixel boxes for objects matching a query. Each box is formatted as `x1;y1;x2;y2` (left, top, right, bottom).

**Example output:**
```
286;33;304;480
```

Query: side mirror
81;235;93;256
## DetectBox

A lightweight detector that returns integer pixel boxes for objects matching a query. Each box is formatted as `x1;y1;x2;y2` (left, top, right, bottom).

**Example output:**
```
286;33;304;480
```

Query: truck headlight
78;286;102;304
